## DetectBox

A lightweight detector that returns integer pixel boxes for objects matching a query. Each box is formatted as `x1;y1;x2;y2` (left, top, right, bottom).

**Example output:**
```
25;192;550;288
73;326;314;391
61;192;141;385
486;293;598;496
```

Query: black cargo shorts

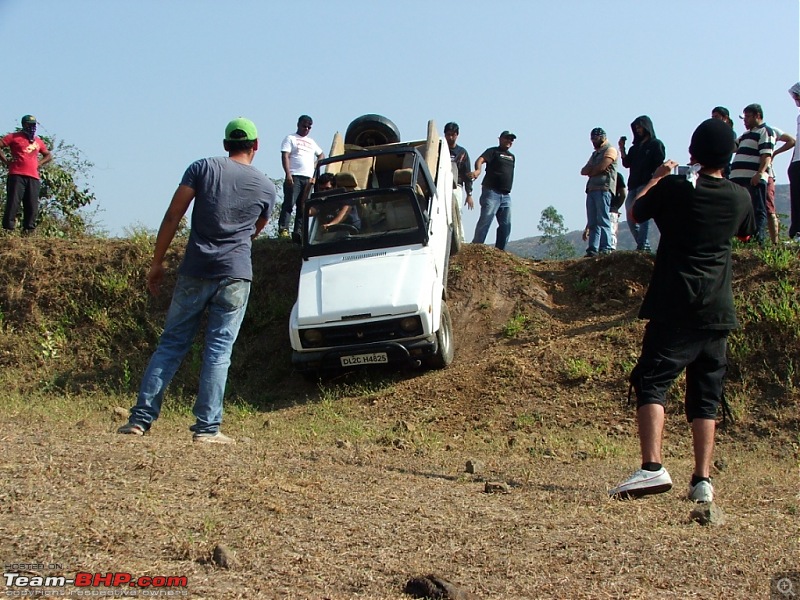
629;322;729;422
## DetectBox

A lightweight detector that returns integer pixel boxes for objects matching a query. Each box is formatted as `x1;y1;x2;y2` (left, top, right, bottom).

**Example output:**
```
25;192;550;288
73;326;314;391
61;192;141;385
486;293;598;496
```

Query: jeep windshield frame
300;147;436;259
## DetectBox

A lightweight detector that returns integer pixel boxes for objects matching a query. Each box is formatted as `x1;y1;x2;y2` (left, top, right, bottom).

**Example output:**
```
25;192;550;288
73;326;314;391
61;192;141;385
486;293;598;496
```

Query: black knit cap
689;118;735;169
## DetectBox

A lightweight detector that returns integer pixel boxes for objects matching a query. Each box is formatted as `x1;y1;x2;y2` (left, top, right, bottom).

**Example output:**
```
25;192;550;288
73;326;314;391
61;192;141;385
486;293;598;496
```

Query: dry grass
1;395;798;599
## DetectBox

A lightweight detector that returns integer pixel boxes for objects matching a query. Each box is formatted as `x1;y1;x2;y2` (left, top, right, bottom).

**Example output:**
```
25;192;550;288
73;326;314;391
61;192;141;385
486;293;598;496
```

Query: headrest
393;168;413;186
335;171;358;189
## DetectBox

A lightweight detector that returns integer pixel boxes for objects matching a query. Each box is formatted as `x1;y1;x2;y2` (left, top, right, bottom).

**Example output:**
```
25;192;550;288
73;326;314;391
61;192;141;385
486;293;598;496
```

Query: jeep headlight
399;317;419;332
302;329;323;345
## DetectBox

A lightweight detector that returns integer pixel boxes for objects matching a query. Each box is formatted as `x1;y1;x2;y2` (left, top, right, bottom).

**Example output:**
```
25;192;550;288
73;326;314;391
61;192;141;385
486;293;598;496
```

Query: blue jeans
472;187;511;250
279;175;310;233
129;275;251;434
585;190;613;255
746;181;768;243
625;184;651;251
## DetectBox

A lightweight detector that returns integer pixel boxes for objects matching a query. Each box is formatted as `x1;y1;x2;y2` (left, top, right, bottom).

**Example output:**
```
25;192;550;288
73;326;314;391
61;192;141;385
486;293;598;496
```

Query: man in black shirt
444;122;474;210
610;118;755;503
470;131;516;250
618;116;666;251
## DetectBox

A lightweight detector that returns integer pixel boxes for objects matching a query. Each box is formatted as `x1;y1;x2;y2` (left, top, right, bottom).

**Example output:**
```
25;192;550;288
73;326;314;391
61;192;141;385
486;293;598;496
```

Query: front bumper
292;337;437;372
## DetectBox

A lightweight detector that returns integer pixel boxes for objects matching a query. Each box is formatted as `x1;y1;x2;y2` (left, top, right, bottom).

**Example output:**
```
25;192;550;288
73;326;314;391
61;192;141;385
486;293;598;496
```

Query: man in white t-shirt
279;115;324;241
764;124;795;243
788;82;800;242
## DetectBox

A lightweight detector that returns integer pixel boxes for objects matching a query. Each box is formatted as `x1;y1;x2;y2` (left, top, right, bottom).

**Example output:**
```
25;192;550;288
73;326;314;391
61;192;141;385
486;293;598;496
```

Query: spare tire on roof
344;114;401;147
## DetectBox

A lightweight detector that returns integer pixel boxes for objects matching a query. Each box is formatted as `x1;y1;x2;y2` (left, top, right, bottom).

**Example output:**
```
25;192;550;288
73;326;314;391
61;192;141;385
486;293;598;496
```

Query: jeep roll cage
300;147;438;260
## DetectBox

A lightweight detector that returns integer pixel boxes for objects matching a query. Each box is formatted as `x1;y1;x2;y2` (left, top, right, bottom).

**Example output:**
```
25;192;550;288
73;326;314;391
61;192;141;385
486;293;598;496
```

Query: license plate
340;352;388;366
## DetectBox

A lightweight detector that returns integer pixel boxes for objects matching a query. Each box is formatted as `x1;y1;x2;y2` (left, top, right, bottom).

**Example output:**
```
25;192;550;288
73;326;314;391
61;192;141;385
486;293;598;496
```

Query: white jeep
288;115;463;374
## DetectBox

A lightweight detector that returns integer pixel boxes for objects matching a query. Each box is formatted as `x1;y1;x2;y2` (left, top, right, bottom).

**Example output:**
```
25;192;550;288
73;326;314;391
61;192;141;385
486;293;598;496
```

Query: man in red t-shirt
1;115;52;232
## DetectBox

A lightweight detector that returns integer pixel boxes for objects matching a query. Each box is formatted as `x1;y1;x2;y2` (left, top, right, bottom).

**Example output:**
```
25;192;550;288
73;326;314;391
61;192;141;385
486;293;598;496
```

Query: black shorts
629;322;729;421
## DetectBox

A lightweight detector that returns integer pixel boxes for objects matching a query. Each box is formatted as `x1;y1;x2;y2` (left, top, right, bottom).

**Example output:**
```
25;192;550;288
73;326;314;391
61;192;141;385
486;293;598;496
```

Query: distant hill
774;182;791;219
507;227;655;259
508;184;790;259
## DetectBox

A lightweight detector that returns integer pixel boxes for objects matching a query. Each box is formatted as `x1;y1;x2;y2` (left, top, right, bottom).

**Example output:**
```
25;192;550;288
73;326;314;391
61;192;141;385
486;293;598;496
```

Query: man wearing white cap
730;103;775;244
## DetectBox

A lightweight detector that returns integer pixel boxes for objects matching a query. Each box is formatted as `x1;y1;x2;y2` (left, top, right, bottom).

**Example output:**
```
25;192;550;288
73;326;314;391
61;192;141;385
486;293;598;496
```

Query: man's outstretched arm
148;184;194;296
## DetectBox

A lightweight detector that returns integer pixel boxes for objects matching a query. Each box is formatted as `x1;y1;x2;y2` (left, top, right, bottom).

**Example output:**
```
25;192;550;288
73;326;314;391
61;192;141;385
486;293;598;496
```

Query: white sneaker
609;467;673;499
688;480;714;503
192;431;236;445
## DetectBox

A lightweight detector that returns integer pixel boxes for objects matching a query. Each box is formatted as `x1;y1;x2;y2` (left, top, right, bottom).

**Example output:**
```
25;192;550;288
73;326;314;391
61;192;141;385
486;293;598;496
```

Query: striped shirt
730;123;775;183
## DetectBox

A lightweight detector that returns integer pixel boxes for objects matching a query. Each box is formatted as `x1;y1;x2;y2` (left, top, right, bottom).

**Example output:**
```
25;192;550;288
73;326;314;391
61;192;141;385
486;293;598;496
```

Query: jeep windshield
303;188;428;257
301;148;434;258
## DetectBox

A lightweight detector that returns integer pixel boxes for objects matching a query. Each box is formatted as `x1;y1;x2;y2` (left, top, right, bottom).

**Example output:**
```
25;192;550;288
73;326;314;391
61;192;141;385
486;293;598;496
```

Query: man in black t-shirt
470;131;516;250
444;122;474;210
610;119;755;503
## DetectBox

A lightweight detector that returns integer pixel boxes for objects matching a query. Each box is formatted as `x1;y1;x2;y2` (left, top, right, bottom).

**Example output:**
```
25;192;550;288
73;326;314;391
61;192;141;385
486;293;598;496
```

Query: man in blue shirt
118;117;276;444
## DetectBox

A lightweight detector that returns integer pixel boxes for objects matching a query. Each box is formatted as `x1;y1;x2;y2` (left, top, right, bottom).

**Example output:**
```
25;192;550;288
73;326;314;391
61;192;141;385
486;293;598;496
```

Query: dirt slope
0;237;796;438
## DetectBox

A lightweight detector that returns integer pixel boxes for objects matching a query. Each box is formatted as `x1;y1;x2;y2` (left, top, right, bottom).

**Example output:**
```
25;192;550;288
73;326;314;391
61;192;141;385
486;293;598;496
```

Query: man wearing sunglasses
279;115;325;242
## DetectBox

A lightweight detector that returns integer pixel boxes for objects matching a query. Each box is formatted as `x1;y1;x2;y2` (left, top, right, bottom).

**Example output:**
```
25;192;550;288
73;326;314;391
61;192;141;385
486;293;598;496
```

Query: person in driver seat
310;173;362;232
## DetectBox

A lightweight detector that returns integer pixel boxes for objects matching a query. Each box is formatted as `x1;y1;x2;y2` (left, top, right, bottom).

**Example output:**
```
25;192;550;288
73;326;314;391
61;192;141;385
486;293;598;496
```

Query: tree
0;131;96;237
537;206;576;260
269;177;285;236
252;177;284;239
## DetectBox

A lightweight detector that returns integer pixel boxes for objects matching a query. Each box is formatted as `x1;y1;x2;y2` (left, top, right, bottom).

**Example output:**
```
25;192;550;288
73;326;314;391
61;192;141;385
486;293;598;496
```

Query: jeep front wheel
426;302;454;369
450;192;463;256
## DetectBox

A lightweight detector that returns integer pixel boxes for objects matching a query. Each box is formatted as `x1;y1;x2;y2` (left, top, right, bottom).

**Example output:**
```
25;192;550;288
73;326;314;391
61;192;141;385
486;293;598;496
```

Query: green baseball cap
21;115;37;125
225;117;258;141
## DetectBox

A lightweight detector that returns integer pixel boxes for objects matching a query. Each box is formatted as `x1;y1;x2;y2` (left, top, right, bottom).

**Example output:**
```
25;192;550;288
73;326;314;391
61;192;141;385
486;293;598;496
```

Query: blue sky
3;0;799;240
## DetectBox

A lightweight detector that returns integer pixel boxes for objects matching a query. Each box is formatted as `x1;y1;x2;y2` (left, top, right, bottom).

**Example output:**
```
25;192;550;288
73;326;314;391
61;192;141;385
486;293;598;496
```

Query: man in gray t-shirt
178;156;274;280
119;117;276;444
